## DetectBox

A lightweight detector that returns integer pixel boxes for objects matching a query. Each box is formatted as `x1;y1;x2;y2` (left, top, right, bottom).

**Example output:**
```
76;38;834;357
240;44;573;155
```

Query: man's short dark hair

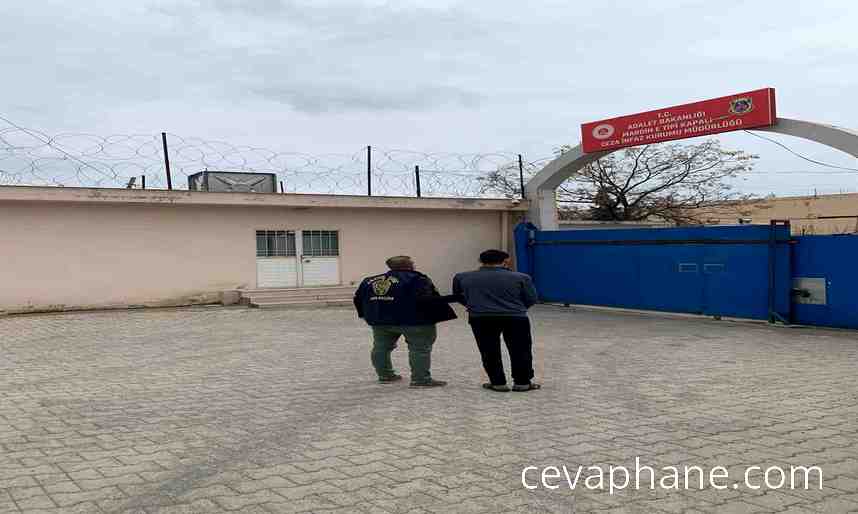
386;255;414;270
479;249;509;265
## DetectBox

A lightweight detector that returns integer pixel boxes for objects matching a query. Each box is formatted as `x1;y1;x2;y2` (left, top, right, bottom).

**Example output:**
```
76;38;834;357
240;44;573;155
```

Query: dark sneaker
512;383;542;392
378;374;403;383
409;379;447;388
482;383;511;392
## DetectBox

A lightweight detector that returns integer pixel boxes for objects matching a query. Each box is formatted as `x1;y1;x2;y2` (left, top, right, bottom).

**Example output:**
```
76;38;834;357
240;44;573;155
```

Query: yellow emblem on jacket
371;276;399;296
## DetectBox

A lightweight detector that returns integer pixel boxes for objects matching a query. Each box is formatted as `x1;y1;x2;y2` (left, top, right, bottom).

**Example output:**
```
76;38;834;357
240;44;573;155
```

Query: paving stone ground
1;304;858;513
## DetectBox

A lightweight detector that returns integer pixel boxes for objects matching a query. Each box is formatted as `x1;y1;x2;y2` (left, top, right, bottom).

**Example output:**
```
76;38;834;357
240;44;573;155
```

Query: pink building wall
0;189;524;313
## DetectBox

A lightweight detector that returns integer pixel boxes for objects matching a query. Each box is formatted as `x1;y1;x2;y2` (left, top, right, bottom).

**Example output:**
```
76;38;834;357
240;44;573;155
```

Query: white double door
299;254;340;287
256;256;300;288
256;230;340;288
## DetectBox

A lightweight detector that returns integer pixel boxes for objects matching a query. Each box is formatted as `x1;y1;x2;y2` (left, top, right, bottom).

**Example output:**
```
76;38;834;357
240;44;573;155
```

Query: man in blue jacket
354;256;455;388
453;249;541;392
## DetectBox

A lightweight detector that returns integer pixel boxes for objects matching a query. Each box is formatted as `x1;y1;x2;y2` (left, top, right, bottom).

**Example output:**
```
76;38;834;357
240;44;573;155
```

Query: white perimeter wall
0;202;513;311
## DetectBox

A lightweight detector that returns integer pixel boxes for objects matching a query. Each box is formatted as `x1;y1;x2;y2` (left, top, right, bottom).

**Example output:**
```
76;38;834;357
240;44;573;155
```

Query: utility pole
161;132;172;190
366;145;372;196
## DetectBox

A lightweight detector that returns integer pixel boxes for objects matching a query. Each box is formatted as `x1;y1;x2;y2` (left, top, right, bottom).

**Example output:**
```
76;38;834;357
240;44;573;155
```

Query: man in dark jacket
453;249;541;392
354;256;455;388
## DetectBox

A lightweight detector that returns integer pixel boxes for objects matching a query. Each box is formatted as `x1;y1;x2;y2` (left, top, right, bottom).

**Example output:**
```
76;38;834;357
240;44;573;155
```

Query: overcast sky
2;0;858;195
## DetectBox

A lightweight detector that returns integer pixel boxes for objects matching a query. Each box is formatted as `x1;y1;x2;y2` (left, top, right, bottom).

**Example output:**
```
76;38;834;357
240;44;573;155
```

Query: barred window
256;230;296;257
302;230;339;257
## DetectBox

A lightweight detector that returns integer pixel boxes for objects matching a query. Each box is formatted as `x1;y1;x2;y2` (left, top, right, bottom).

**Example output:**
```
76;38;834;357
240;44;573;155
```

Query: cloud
254;82;480;113
138;0;495;112
1;0;858;196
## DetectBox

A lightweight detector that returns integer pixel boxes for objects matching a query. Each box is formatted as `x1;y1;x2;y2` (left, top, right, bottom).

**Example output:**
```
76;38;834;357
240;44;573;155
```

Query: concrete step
244;292;354;303
246;289;354;299
240;286;355;295
237;285;350;295
251;299;353;310
235;286;355;309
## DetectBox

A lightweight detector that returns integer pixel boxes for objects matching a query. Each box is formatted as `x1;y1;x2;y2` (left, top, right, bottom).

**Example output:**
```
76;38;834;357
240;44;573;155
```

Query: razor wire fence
0;125;553;198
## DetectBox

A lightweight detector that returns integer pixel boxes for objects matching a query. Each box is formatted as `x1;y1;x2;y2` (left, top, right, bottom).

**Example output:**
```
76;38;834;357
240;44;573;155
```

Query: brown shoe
482;383;511;392
409;379;447;388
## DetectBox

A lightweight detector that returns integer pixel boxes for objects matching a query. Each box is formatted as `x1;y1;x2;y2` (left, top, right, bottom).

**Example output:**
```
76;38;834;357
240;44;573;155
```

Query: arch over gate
525;118;858;229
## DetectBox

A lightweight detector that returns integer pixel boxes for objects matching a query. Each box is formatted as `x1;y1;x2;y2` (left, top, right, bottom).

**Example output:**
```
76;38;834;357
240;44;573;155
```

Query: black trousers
468;316;534;386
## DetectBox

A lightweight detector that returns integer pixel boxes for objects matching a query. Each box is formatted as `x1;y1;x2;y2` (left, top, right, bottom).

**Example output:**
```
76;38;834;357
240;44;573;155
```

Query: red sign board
581;88;777;153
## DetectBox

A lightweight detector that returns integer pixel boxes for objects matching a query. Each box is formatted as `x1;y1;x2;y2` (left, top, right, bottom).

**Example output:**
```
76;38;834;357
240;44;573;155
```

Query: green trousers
371;324;437;384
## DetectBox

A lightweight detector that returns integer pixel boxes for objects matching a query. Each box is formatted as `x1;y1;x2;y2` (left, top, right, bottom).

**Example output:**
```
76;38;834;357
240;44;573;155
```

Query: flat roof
0;185;529;212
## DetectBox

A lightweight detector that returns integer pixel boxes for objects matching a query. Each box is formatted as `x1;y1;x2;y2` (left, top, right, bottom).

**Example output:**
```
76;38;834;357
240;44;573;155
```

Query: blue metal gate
515;223;792;322
791;234;858;329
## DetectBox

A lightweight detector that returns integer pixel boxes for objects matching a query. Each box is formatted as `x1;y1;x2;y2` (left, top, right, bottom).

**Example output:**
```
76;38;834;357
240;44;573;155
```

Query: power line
745;170;858;175
744;130;858;172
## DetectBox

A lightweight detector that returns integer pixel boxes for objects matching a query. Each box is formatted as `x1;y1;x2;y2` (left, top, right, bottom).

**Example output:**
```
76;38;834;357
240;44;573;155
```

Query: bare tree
479;139;757;224
476;159;586;219
477;160;531;200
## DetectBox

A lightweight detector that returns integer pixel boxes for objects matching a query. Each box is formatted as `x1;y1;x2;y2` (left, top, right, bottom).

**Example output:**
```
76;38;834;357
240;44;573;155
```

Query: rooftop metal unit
188;171;277;193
